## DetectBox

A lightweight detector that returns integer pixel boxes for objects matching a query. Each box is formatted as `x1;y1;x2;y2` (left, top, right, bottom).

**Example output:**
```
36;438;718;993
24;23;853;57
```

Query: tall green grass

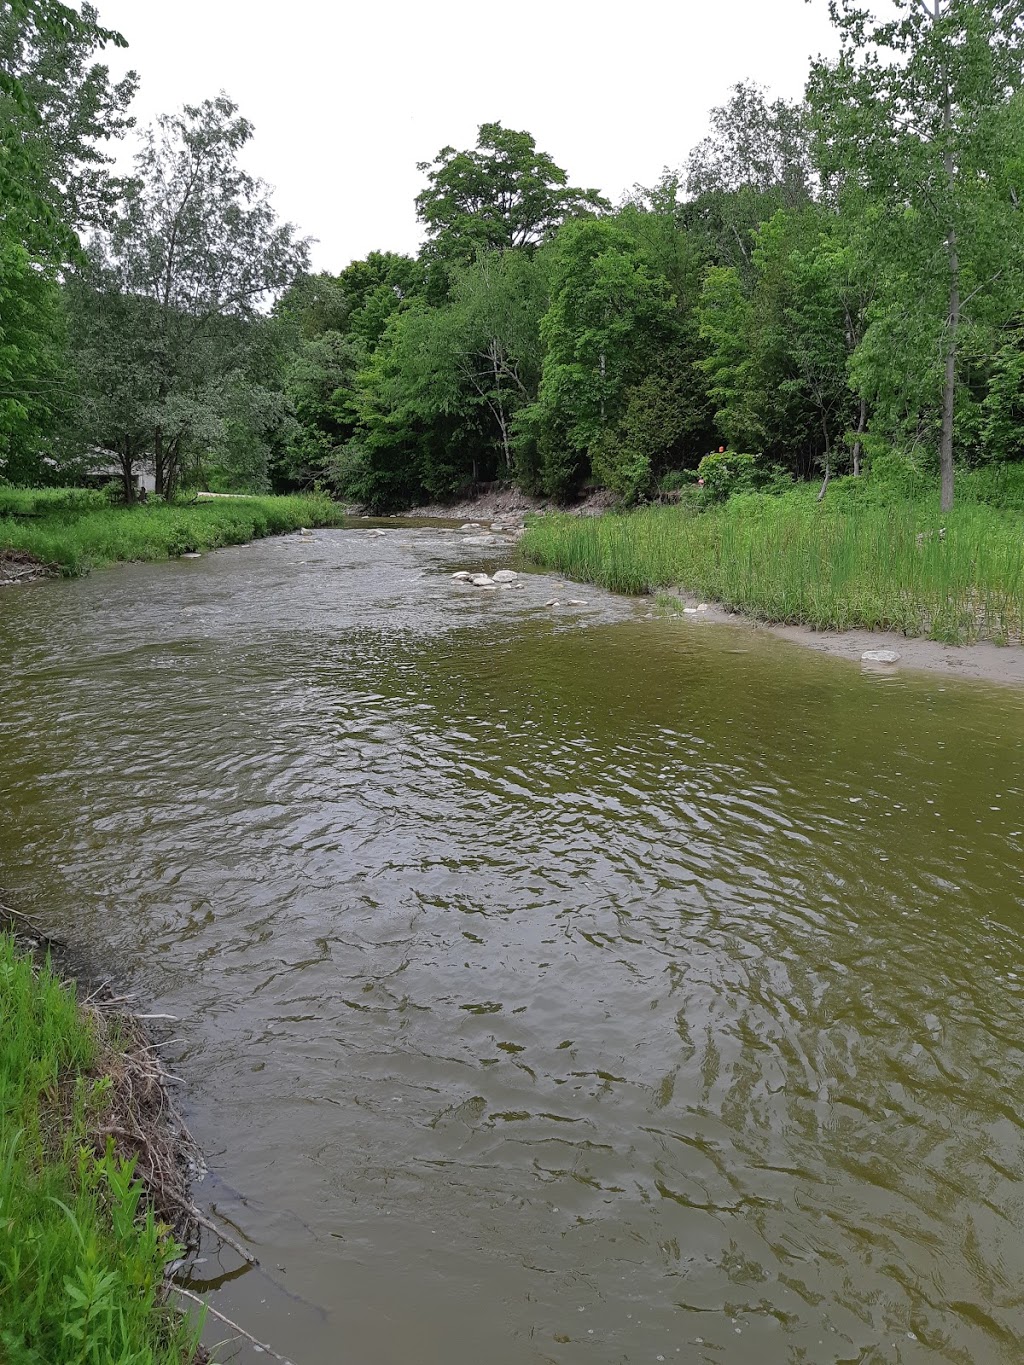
0;934;200;1364
522;496;1024;644
0;490;345;576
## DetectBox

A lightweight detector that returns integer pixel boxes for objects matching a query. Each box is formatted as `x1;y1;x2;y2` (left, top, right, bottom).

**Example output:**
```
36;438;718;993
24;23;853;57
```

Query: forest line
3;2;1023;519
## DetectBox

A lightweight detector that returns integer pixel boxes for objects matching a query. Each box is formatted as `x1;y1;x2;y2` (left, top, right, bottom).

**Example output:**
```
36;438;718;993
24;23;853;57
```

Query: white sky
95;0;840;273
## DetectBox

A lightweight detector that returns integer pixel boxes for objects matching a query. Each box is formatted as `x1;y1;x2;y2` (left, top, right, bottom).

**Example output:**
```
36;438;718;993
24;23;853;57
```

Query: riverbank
0;488;346;578
397;486;616;524
522;498;1024;648
0;912;204;1364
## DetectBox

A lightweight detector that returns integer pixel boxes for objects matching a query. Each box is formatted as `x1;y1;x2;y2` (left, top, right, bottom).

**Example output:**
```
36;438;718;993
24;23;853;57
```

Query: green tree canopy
415;122;610;265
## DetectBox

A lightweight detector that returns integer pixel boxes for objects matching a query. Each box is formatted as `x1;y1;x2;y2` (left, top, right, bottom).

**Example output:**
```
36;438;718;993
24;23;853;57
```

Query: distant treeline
3;1;1023;512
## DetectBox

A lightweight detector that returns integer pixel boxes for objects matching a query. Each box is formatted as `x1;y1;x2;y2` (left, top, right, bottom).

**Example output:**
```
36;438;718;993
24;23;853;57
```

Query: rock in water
862;649;901;663
470;574;493;586
451;571;473;581
492;569;518;582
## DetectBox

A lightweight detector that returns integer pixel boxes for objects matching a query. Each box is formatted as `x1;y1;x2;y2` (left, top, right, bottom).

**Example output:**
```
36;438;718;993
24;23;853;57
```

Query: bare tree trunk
164;436;180;502
851;396;867;477
154;428;165;497
938;2;958;513
816;421;832;502
119;443;136;505
940;226;959;513
489;339;513;477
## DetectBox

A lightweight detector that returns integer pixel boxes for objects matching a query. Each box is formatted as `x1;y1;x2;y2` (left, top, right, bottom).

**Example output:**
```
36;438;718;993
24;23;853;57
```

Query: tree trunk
816;422;832;502
119;443;136;505
154;428;165;497
940;226;959;513
851;396;867;477
939;13;958;514
489;339;513;477
164;436;180;502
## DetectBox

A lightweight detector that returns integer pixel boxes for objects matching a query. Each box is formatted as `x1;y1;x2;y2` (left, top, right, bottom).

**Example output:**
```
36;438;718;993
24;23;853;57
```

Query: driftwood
171;1285;294;1364
0;549;57;585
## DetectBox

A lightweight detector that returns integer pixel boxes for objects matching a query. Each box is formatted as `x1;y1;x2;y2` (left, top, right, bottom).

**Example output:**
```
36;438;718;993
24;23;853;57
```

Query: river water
2;522;1024;1365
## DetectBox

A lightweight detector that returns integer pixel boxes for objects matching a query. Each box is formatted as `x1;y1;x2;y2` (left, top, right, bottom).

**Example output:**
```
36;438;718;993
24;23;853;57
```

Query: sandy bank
661;591;1024;689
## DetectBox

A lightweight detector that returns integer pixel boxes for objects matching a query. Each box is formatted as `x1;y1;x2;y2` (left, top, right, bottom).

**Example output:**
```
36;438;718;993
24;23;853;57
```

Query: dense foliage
1;0;1022;512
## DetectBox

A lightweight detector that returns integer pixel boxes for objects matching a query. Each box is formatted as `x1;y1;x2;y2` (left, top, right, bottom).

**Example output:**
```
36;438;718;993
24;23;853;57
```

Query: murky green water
3;523;1024;1364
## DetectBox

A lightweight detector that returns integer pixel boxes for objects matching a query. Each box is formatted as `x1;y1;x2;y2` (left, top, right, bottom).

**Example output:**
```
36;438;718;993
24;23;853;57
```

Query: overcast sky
95;0;840;273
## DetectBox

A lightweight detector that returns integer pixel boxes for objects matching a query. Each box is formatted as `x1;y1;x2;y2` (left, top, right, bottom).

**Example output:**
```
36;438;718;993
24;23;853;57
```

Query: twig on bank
171;1285;294;1364
160;1190;258;1266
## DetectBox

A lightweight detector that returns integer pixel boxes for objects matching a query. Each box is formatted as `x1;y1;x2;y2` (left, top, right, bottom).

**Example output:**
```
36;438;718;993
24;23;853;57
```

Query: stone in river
451;571;473;581
470;574;493;586
492;569;518;582
862;649;901;663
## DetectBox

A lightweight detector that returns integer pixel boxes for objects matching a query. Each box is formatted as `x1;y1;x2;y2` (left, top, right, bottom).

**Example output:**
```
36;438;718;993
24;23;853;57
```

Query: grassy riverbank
0;933;200;1364
522;489;1024;645
0;488;344;577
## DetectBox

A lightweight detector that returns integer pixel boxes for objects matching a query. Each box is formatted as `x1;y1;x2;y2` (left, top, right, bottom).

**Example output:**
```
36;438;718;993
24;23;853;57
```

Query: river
2;522;1024;1364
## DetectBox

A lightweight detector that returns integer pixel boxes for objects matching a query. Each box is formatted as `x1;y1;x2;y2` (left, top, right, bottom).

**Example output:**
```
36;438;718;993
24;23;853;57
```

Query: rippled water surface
3;523;1024;1364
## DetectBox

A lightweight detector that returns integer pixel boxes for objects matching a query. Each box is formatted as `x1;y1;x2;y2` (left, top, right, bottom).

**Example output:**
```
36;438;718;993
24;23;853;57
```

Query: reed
521;495;1024;644
0;491;345;576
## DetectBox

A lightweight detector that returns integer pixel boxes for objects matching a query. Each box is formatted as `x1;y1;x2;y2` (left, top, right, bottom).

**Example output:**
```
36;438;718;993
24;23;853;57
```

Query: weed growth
0;491;344;576
0;935;201;1363
522;493;1024;644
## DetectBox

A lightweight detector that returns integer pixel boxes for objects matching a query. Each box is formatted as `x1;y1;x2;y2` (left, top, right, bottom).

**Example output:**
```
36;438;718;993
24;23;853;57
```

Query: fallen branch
160;1190;258;1266
171;1285;294;1364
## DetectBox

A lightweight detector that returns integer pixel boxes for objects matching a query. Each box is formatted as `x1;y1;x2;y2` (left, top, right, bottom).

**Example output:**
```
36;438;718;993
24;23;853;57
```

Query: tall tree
77;95;310;497
809;0;1024;509
0;0;136;234
415;122;609;266
684;82;814;277
0;0;132;482
518;219;679;500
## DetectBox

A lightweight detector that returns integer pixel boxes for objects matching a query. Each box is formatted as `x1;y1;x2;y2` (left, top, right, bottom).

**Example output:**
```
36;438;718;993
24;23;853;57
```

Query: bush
695;450;760;501
590;431;651;505
658;469;695;494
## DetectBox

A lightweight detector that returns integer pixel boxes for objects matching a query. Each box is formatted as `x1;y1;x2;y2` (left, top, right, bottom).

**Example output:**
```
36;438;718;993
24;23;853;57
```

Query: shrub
695;450;760;501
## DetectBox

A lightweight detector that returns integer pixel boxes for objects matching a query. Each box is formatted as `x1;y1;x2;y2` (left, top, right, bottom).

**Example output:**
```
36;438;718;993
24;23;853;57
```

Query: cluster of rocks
456;517;525;546
451;569;523;591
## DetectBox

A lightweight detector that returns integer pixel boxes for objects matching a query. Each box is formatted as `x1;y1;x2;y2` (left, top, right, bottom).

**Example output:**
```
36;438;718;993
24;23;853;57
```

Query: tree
0;0;136;235
0;1;134;484
809;0;1024;509
415;122;609;266
684;82;814;277
77;95;310;497
517;219;679;500
275;253;423;487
